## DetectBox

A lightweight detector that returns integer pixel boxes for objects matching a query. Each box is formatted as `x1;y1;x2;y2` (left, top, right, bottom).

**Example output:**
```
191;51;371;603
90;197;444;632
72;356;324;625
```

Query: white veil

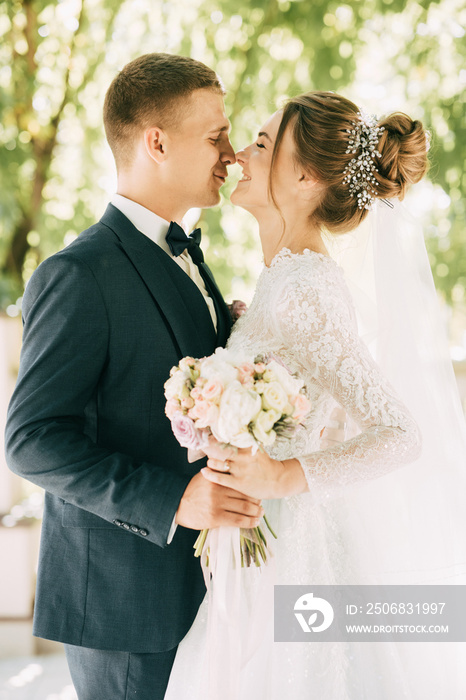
322;198;466;699
327;198;466;585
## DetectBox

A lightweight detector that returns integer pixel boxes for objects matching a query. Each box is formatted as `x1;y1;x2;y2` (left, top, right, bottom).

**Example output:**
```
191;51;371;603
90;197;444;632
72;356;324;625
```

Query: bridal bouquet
164;347;311;567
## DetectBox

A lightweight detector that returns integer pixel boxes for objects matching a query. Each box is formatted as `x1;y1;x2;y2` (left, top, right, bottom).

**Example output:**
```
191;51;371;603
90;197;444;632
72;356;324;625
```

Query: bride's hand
201;437;309;500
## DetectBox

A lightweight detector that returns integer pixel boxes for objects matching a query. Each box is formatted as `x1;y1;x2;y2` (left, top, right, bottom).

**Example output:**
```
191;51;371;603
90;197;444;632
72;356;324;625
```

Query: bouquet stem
194;528;209;557
193;516;277;569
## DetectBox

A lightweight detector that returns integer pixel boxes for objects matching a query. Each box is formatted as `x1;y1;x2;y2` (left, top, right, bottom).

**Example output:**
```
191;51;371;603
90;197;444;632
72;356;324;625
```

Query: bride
166;92;466;699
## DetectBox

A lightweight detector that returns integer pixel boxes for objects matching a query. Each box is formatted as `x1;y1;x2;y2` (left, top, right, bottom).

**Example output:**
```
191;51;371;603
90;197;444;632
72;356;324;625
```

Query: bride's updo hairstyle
270;91;429;234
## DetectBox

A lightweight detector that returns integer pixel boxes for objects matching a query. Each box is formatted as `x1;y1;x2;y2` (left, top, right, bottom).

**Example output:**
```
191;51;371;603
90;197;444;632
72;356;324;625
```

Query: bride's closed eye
256;142;266;149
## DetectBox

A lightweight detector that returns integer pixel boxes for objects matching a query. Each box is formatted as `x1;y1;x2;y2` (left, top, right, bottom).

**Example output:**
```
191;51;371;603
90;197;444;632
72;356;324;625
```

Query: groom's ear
144;126;168;164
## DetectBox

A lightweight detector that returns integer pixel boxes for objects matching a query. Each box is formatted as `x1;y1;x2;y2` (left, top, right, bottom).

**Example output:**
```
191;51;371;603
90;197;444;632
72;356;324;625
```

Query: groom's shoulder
64;220;117;259
66;204;125;255
41;205;130;270
25;210;133;302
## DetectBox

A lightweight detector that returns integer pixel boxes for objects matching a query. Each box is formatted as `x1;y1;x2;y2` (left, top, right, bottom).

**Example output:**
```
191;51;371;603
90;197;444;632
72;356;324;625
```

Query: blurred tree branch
1;0;124;286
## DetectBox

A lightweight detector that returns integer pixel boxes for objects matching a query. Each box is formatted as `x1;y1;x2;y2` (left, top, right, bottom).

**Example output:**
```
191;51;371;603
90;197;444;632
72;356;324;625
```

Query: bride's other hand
201;436;309;499
319;406;347;449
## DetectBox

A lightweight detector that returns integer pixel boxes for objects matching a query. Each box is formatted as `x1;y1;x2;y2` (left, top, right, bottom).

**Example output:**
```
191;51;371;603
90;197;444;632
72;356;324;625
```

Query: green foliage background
1;0;465;334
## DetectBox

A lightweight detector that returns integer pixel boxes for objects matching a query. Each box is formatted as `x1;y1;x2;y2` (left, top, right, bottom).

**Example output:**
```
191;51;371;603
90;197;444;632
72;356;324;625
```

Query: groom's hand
227;299;247;322
175;472;263;530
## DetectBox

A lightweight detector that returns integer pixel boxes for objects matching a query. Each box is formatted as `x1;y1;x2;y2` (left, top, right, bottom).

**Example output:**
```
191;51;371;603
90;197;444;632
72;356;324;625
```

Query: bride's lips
237;171;251;183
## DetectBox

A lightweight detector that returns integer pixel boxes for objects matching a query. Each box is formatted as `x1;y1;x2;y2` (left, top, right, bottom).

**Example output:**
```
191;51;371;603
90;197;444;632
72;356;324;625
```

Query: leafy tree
0;0;126;306
0;0;465;316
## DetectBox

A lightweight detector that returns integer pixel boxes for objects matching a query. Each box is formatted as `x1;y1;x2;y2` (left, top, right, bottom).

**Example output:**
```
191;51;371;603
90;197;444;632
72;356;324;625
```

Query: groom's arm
5;253;192;547
5;253;261;545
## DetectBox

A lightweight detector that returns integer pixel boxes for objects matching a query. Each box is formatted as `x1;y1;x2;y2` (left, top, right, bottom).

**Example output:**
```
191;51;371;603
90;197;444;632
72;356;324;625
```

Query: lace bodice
227;248;421;497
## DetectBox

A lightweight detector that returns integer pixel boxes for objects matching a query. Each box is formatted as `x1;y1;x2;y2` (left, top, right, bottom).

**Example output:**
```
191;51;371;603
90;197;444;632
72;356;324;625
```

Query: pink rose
192;401;219;430
237;362;255;386
291;393;312;423
189;400;207;421
171;411;203;450
201;378;224;402
254;362;266;375
191;386;203;401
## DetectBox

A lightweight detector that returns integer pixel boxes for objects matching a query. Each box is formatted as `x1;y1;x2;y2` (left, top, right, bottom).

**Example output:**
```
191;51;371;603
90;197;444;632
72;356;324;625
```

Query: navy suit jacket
5;204;232;652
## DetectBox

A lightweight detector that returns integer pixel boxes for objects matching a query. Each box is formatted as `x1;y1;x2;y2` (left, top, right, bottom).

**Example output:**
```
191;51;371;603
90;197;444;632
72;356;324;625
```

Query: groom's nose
220;139;236;165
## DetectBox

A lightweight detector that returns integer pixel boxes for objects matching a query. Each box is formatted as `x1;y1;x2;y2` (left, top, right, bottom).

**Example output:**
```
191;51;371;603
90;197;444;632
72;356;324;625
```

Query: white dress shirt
111;194;216;543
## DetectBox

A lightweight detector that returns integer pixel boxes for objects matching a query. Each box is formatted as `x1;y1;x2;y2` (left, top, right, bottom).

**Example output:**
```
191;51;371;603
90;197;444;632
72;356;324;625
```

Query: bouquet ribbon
199;526;276;699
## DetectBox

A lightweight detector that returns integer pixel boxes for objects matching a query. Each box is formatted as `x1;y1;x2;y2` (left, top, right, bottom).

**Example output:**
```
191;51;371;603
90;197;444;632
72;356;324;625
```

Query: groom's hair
103;53;224;168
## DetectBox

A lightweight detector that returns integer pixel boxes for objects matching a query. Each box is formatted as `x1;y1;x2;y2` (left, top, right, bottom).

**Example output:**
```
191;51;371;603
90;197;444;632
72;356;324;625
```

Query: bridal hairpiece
342;111;385;210
425;129;432;152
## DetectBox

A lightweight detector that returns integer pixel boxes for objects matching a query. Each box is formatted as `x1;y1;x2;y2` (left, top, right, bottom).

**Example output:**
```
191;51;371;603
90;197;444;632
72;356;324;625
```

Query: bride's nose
235;147;248;165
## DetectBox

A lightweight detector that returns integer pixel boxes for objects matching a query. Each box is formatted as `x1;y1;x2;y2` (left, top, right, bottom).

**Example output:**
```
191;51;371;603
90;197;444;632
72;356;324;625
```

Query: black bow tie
166;221;203;265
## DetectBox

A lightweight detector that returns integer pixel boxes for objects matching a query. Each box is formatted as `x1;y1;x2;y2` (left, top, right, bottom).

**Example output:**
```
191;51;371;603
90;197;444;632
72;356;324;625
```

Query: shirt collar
110;194;174;256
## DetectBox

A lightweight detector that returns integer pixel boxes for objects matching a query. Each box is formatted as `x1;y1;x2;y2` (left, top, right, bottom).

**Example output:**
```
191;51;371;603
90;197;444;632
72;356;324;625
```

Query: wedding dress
165;246;464;700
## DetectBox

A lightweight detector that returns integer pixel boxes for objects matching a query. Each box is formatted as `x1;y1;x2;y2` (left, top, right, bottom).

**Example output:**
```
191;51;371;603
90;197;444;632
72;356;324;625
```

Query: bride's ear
144;126;168;164
297;172;318;191
297;172;322;201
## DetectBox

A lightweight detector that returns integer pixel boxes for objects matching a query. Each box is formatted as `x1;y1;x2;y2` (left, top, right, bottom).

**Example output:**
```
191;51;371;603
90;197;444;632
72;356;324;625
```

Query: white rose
264;360;304;395
261;381;288;413
164;371;190;400
260;409;281;431
252;411;277;446
213;380;261;444
254;379;267;394
229;428;257;451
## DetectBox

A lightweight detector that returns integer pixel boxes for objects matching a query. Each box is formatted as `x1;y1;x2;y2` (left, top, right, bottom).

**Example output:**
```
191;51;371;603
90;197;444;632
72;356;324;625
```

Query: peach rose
291;393;312;423
202;378;224;403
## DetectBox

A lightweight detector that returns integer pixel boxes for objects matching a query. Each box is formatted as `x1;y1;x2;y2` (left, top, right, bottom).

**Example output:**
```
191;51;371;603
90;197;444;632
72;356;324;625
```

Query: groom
5;53;262;699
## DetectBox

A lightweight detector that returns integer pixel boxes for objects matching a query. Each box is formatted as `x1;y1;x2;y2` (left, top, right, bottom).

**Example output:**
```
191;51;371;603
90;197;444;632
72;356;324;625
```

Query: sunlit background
1;0;465;695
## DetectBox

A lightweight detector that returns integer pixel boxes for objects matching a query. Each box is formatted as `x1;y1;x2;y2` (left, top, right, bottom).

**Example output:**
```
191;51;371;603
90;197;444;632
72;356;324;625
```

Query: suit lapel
100;205;217;359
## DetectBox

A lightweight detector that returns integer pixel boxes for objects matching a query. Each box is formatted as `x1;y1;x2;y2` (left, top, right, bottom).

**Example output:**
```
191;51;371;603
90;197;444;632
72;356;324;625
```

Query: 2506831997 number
366;602;446;615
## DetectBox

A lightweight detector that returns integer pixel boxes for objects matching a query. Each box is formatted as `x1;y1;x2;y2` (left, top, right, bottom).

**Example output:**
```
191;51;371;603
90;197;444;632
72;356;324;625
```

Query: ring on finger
223;459;231;471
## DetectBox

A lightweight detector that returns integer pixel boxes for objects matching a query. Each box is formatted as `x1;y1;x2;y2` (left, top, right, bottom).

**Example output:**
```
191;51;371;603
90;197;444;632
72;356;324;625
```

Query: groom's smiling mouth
214;172;227;184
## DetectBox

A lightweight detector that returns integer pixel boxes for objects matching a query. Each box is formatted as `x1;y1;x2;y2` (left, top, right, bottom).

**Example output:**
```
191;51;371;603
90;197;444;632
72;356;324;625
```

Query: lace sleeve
272;260;422;493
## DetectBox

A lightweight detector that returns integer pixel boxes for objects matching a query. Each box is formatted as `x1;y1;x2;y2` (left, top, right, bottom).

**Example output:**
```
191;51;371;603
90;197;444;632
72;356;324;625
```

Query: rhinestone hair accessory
425;129;432;152
342;112;385;210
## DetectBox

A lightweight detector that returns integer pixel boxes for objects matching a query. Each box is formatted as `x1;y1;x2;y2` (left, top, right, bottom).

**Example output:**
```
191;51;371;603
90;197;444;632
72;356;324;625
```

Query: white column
0;315;23;514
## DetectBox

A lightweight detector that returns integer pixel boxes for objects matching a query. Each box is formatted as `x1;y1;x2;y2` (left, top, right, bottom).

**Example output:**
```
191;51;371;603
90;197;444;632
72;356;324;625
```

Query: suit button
139;529;148;537
113;519;122;526
122;523;130;530
130;526;139;533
